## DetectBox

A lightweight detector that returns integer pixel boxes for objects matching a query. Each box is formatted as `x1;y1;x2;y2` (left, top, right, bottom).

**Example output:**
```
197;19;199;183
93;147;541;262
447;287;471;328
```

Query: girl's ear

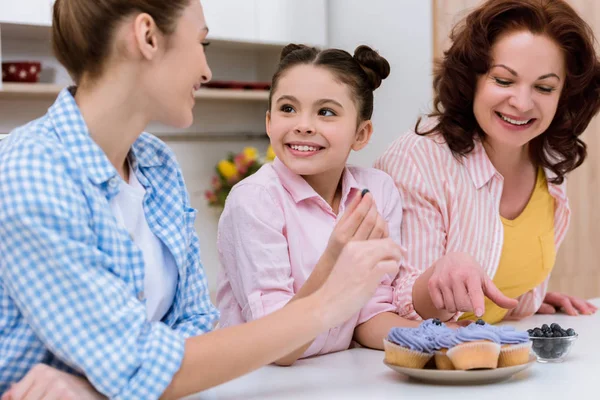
265;110;272;139
352;120;373;151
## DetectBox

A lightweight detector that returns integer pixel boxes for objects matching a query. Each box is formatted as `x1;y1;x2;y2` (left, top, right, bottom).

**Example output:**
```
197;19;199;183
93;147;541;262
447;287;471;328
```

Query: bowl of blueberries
528;323;578;363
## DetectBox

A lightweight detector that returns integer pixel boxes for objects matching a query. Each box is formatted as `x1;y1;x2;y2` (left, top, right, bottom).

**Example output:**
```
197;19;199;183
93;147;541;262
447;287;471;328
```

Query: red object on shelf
2;62;42;83
203;80;271;91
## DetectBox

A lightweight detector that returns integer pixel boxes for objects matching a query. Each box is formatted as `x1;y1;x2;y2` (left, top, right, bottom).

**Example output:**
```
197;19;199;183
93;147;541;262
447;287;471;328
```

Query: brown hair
419;0;600;184
52;0;191;84
268;44;391;122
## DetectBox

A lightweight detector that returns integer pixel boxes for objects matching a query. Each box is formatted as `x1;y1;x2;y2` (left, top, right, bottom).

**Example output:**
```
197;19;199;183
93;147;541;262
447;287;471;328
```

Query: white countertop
186;298;600;400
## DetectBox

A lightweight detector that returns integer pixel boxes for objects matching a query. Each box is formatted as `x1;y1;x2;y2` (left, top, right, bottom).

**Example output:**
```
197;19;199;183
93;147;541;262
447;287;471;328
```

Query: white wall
0;1;433;298
327;0;433;167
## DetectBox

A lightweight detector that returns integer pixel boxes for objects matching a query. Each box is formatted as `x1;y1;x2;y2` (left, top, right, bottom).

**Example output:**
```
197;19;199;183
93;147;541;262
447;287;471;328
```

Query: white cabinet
256;0;327;47
202;0;327;46
201;0;257;43
0;0;53;26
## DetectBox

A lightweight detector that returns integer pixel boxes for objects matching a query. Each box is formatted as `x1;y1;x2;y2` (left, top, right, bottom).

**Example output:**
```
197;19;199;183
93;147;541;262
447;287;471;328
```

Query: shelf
0;83;269;102
0;22;285;50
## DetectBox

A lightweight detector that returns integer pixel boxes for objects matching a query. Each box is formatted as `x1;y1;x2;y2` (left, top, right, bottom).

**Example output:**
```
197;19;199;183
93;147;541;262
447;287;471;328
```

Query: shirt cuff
358;284;397;324
112;323;185;400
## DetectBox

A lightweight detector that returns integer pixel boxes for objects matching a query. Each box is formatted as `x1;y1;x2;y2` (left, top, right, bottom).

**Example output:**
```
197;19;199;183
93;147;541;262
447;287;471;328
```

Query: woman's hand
537;292;598;316
317;238;403;328
427;252;518;317
2;364;105;400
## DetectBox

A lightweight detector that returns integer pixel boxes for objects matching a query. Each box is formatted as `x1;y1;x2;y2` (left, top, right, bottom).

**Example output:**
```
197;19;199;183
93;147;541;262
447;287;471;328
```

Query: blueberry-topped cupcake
445;320;502;370
384;327;436;369
488;323;532;367
417;318;454;338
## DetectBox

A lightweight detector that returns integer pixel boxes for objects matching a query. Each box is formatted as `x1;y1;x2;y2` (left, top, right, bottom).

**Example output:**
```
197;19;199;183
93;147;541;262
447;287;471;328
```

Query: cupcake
431;329;464;370
446;320;502;370
491;325;532;367
418;319;459;370
384;327;434;369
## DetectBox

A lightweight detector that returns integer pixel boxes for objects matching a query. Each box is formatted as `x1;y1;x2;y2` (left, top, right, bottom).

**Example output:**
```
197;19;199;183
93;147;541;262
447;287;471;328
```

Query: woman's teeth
290;144;320;152
498;112;531;126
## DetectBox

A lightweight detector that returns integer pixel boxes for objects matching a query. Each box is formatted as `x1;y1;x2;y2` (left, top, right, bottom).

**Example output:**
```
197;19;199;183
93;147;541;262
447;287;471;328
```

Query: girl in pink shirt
216;44;421;365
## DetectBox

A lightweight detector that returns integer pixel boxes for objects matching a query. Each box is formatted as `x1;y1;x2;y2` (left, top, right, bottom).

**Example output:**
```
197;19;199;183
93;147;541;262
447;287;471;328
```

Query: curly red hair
419;0;600;184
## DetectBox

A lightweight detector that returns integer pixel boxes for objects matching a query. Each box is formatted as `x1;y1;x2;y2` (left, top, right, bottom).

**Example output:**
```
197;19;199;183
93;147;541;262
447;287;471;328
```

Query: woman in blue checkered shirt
0;1;403;399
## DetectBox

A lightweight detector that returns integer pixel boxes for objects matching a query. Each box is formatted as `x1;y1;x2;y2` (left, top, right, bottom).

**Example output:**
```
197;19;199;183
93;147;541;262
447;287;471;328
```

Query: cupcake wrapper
434;348;455;370
498;341;532;368
383;339;433;369
446;341;501;370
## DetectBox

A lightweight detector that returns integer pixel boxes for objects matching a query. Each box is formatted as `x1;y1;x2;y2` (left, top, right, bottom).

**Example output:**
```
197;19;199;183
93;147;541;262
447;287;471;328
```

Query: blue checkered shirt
0;88;219;398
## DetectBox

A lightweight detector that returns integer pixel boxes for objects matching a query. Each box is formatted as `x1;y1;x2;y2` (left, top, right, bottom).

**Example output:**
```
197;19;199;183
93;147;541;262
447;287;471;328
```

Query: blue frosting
387;328;436;354
454;323;502;344
489;325;529;344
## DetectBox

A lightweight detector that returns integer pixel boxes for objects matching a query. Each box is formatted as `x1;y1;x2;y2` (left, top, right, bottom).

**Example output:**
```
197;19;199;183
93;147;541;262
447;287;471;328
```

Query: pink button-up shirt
374;125;570;321
216;158;401;357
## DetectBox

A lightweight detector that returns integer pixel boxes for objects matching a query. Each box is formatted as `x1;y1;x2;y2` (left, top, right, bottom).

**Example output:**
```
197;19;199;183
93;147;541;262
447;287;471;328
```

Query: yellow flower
266;145;276;161
217;160;238;180
242;147;258;163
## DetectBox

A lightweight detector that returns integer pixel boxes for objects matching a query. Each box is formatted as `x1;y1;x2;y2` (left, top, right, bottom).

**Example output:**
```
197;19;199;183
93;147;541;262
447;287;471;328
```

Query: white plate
384;354;536;385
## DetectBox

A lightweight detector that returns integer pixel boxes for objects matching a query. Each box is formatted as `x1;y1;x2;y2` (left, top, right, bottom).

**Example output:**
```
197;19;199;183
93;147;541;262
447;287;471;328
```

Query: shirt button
137;291;145;301
109;177;119;188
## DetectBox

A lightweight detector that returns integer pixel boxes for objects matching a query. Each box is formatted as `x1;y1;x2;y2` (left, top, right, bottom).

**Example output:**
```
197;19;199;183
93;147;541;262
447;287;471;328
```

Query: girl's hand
2;364;105;400
325;190;389;261
538;292;598;316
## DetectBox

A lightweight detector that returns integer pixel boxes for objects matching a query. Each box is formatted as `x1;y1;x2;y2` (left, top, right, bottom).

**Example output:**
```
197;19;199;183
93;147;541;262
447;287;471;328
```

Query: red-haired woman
376;0;600;325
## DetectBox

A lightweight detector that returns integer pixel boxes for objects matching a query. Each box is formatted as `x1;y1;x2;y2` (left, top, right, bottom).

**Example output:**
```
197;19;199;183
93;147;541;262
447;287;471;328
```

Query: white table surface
186;298;600;400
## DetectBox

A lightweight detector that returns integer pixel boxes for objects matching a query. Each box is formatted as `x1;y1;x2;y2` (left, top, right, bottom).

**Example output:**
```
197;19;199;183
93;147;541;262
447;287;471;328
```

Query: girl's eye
201;42;211;48
280;105;295;113
318;108;336;117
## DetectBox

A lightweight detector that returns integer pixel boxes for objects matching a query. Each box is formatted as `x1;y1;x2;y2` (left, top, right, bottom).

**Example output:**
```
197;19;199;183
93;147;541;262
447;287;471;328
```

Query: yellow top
460;168;556;324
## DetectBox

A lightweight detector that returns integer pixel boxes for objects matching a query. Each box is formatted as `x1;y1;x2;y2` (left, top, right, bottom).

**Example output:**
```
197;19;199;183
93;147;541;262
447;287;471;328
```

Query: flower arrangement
205;146;276;208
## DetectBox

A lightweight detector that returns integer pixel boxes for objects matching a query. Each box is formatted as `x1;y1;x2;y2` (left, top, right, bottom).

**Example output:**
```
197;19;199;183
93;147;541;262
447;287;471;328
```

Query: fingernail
361;188;370;197
475;308;483;317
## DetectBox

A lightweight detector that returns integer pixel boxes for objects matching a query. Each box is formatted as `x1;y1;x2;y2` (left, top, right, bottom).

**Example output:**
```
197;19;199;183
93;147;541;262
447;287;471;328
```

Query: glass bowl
530;334;578;363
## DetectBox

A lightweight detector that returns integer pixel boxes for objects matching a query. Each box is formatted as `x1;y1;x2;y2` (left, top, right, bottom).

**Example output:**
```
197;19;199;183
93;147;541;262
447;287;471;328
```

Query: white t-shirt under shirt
109;167;178;322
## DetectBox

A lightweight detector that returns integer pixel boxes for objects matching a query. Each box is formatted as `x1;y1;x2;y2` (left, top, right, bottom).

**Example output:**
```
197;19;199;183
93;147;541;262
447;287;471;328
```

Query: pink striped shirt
374;125;570;321
216;158;401;358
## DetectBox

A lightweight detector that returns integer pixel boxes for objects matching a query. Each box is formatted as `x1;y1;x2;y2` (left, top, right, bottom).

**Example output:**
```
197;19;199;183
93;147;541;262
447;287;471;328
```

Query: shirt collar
48;88;163;187
272;158;362;205
463;139;497;190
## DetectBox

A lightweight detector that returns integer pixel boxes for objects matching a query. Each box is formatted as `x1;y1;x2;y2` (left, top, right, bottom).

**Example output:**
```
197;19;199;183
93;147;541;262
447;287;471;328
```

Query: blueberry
544;331;553;337
532;329;544;337
542;324;550;332
566;328;576;336
432;318;442;326
475;319;486;326
553;331;563;337
543;341;554;352
361;188;370;197
527;329;534;335
550;323;561;331
533;340;545;349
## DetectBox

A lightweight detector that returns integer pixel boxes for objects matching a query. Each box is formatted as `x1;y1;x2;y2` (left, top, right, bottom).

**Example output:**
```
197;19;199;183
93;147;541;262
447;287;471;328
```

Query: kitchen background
0;0;597;301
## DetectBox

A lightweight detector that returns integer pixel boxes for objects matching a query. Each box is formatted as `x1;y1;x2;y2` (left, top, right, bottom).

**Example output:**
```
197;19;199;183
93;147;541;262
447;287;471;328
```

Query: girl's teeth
290;145;319;152
499;113;530;126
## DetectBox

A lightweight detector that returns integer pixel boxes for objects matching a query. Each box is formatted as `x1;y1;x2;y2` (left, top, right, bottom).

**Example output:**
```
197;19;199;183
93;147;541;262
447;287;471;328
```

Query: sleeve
375;148;452;321
216;183;330;357
0;144;184;400
171;168;219;338
357;175;402;324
